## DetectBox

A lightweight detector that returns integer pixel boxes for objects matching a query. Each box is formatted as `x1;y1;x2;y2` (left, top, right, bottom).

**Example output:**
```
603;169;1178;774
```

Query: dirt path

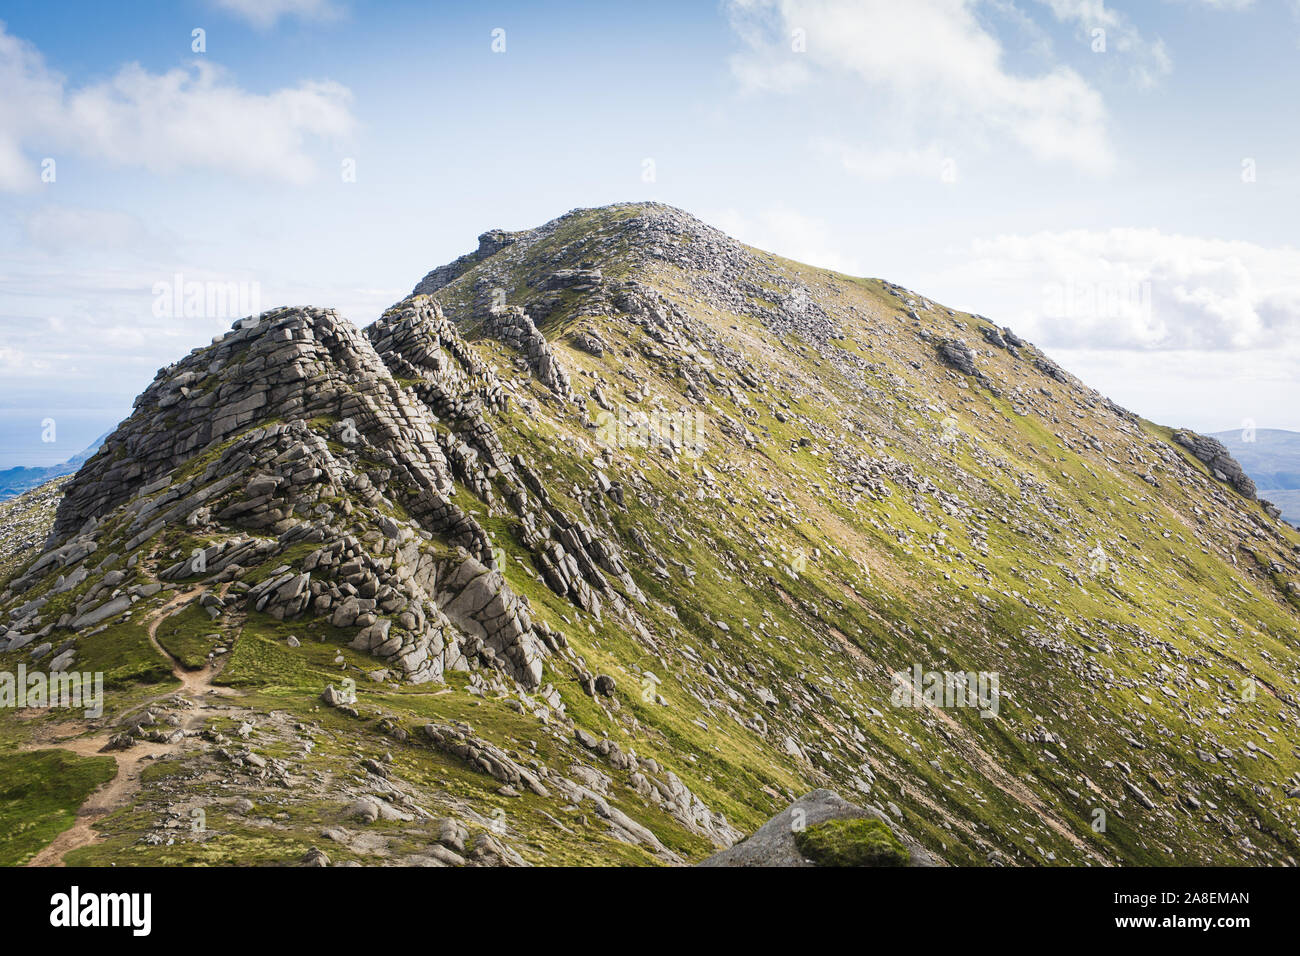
25;589;237;867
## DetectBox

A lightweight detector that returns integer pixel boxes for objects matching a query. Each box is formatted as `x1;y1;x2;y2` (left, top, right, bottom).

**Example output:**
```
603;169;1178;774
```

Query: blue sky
1;0;1297;467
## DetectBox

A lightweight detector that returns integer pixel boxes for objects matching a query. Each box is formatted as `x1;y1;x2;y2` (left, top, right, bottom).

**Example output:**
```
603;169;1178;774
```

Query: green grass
76;619;174;688
154;604;223;670
0;749;117;865
794;818;909;867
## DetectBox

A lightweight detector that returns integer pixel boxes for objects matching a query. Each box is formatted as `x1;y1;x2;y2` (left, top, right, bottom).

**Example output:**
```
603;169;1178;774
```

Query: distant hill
1210;428;1300;525
0;433;107;501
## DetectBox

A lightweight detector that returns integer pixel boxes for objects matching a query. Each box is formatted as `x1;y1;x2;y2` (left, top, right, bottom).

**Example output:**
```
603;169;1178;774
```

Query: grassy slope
423;207;1300;864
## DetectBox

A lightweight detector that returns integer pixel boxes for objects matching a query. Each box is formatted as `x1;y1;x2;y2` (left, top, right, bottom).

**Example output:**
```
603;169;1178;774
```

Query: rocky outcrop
23;301;642;690
1172;430;1258;499
411;229;527;296
980;325;1009;349
13;287;656;694
935;337;1002;395
51;306;463;547
1034;354;1071;385
481;305;576;401
423;721;550;796
571;328;608;357
936;338;978;375
699;789;941;867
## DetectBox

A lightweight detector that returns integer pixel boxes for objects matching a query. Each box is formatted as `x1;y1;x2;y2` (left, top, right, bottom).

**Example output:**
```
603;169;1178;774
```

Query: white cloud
1167;0;1255;9
707;205;864;275
212;0;342;29
22;205;165;253
725;0;1115;173
944;228;1300;350
817;139;952;182
0;22;355;191
1034;0;1172;88
0;344;30;375
1046;347;1299;432
0;243;401;409
0;24;63;190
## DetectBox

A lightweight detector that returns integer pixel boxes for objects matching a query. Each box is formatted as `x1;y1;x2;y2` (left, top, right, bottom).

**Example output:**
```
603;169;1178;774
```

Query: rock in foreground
699;790;941;867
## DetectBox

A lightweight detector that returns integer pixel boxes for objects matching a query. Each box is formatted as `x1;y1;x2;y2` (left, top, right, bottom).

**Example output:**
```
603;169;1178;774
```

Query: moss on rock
794;818;909;867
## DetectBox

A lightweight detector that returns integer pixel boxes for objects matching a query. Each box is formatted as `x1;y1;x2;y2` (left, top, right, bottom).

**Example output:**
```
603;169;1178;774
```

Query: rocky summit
2;201;1299;868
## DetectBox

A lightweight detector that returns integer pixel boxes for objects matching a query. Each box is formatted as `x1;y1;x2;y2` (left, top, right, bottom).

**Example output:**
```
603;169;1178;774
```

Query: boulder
699;789;941;867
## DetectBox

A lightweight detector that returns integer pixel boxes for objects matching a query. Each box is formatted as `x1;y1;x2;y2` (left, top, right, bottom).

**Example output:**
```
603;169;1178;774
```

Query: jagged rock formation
412;229;528;296
1172;430;1258;499
935;337;979;376
2;201;1298;869
480;305;576;402
21;301;645;691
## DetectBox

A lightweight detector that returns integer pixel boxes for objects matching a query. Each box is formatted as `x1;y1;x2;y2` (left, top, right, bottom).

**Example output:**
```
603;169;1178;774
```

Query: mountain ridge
2;201;1298;867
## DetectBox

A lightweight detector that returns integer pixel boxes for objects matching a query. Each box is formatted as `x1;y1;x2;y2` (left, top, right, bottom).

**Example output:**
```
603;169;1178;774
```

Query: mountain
1;202;1298;868
1210;428;1300;526
0;433;107;502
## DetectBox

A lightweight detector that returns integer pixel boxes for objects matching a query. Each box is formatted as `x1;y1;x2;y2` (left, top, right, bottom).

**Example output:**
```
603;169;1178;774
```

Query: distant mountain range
1210;428;1300;525
0;433;107;501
